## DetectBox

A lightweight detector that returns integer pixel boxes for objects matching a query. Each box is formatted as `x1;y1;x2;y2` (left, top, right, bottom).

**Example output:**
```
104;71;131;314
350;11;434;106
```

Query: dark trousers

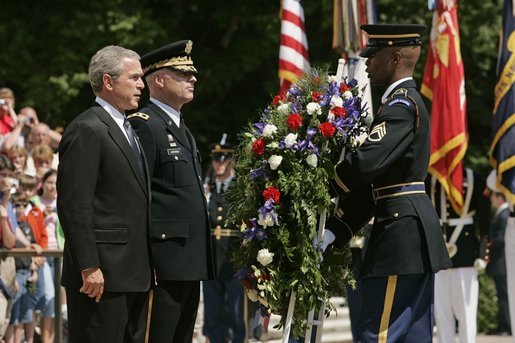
494;274;512;333
356;273;434;343
149;280;200;343
203;278;245;343
346;281;363;341
66;288;149;343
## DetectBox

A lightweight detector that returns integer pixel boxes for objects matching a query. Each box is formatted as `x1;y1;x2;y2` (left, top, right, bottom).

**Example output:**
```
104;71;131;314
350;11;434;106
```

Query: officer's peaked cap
360;24;427;58
141;40;197;76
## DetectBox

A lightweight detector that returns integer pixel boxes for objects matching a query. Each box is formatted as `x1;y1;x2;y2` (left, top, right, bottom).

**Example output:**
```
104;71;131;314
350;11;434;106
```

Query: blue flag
490;0;515;203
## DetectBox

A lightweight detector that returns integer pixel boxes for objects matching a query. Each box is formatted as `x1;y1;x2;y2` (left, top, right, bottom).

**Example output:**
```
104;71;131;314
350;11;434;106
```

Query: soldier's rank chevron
368;122;386;142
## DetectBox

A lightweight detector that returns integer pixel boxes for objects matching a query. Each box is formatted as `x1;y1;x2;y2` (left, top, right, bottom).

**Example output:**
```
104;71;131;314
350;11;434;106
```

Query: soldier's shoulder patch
387;98;412;107
127;112;149;121
367;121;386;142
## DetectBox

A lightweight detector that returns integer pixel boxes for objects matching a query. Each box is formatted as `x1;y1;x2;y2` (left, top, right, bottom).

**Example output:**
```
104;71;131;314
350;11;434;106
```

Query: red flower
331;106;347;117
340;83;350;93
272;94;285;106
286;113;302;131
319;122;336;138
262;186;281;204
311;91;322;102
252;138;266;155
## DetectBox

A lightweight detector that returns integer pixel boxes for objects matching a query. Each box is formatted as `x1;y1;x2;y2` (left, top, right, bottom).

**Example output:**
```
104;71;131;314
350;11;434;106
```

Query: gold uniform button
393;212;399;218
218;207;223;212
465;232;469;236
174;156;179;160
216;216;223;221
161;233;166;239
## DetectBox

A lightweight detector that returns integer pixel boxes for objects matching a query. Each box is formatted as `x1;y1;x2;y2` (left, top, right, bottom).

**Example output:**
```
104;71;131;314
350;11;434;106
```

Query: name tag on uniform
167;148;182;155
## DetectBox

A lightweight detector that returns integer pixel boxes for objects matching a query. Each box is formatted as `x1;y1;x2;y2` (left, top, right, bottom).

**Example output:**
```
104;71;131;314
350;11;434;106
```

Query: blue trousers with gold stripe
355;273;434;343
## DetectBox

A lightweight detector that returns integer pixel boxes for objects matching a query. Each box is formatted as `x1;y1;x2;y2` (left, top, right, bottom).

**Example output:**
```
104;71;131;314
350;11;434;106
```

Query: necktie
123;119;145;176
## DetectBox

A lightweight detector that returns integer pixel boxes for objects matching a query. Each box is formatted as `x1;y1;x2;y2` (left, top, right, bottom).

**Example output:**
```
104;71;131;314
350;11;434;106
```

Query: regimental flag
422;0;468;215
332;0;377;55
489;0;515;203
332;0;376;118
279;0;309;95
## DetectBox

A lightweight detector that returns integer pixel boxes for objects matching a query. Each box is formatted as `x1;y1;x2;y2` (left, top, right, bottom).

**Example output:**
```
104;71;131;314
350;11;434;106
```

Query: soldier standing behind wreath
202;135;247;343
326;24;452;342
428;167;490;342
128;40;215;343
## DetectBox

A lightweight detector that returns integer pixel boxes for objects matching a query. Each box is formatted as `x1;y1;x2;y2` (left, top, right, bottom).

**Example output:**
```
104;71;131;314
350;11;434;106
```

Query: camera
22;117;32;125
0;99;6;106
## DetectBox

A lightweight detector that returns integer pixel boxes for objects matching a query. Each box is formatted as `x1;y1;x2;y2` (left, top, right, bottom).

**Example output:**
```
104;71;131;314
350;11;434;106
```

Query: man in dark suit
57;45;152;343
128;40;214;343
327;24;452;342
486;170;512;335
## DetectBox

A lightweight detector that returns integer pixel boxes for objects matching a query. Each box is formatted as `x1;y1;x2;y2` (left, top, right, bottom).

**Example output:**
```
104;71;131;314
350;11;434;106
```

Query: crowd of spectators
0;87;63;343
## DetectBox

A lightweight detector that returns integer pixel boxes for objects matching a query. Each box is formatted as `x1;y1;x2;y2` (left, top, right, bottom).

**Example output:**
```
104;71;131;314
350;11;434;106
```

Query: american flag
278;0;309;95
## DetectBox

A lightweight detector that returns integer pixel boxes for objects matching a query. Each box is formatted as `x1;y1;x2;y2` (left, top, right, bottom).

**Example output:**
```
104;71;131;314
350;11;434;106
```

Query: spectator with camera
0;88;18;138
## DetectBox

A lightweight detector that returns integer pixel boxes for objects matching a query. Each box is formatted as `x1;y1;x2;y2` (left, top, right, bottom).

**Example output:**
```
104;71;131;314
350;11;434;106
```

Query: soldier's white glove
473;258;487;271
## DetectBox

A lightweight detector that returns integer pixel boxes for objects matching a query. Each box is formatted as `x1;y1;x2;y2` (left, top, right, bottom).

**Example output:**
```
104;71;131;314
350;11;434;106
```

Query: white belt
441;217;473;227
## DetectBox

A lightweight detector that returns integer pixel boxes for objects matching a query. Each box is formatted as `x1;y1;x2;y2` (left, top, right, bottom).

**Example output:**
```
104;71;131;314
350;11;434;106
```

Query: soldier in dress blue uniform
326;24;452;342
202;136;247;343
128;40;215;343
428;168;490;342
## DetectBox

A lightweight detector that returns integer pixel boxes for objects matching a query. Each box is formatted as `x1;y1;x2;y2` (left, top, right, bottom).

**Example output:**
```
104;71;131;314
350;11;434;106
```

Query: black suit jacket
487;205;509;276
129;101;214;281
329;80;452;278
57;103;152;292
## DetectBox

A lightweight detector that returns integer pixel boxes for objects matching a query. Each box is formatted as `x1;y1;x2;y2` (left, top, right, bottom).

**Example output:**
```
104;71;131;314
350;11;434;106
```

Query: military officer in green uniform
128;40;215;343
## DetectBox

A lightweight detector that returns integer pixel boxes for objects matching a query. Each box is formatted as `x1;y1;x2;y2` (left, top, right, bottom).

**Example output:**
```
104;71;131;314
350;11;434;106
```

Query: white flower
262;124;278;137
277;103;290;116
257;248;275;267
258;212;275;228
267;141;279;149
306;102;322;115
327;75;338;83
306;154;318;167
246;289;259;302
342;90;353;99
268;155;283;170
330;95;343;108
284;133;298;148
351;132;368;148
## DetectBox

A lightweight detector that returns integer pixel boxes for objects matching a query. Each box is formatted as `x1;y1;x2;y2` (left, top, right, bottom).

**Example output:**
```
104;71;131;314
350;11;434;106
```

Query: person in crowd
202;136;246;343
4;192;43;343
6;147;29;179
486;170;512;335
0;155;19;338
326;24;451;342
0;88;18;137
128;40;214;343
429;168;490;342
30;145;54;183
57;45;152;343
28;170;60;343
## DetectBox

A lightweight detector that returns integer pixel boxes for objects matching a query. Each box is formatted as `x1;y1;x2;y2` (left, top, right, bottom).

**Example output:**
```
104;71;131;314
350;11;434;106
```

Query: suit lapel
148;102;193;153
91;105;149;197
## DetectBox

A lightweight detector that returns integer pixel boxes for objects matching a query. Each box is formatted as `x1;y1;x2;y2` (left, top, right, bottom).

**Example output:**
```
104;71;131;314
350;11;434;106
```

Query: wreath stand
281;58;348;343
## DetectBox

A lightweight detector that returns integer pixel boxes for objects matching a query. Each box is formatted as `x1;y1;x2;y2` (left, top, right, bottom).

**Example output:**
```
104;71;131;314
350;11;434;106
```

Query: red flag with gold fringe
422;0;468;214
